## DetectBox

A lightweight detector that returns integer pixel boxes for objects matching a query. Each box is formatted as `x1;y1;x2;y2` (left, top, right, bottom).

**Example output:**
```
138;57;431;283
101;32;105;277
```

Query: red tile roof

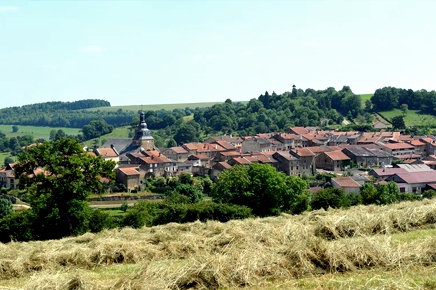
292;148;315;157
410;140;425;146
119;167;140;176
324;150;350;161
332;177;361;188
97;147;119;158
380;142;414;150
168;146;189;154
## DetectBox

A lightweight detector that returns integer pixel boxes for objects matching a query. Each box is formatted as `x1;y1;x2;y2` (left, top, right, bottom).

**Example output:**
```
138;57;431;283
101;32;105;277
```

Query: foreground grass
0;199;435;289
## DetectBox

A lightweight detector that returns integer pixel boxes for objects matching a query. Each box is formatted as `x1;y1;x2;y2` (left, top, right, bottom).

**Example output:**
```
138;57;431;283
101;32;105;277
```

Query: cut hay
1;199;436;289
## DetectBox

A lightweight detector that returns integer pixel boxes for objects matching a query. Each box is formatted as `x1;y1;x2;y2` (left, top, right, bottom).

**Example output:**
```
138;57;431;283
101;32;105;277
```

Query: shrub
0;210;35;243
310;188;351;210
0;197;13;219
89;209;116;233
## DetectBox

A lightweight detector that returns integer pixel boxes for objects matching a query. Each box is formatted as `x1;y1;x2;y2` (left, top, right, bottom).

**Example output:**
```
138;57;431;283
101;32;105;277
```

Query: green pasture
378;109;436;127
86;101;248;112
358;94;373;106
83;126;131;147
0;124;81;140
0;152;14;167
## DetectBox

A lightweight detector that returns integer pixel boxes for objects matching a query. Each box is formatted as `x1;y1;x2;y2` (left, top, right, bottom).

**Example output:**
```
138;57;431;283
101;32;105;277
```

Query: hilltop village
2;111;436;194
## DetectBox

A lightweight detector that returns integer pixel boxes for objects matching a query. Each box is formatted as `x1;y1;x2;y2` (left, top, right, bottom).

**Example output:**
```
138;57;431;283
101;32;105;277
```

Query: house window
149;164;152;168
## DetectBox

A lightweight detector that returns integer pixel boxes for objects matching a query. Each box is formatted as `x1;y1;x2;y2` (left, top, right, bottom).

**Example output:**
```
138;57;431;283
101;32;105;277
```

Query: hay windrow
0;199;436;289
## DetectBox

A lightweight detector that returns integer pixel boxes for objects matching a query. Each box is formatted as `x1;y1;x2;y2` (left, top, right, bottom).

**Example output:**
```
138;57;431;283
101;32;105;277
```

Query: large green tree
391;115;406;130
13;138;116;240
211;163;309;216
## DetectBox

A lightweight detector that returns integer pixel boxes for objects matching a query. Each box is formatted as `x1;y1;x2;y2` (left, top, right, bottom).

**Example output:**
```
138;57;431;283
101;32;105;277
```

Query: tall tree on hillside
13;138;116;240
391;115;406;130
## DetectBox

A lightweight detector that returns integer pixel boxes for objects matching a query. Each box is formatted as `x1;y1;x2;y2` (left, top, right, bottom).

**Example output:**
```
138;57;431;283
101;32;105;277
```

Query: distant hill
0;99;248;128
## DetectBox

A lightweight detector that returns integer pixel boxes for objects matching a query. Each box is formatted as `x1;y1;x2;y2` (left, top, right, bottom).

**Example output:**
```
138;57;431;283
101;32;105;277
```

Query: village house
160;146;189;163
241;137;274;153
115;166;141;191
290;148;316;176
0;163;18;189
331;176;361;193
93;146;120;165
407;139;426;156
315;150;351;172
214;151;244;162
210;162;232;180
420;137;436;156
386;171;436;193
342;146;391;168
377;142;415;157
204;135;243;149
272;133;299;150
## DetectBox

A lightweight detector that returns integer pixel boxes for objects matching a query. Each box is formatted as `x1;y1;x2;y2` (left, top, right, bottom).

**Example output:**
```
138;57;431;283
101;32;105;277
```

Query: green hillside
86;101;249;112
0;124;81;139
378;109;436;127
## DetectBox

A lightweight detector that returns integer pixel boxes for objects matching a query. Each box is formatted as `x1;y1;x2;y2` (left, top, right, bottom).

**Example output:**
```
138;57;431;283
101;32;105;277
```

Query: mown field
86;101;249;113
0;125;81;139
1;199;435;289
378;109;436;127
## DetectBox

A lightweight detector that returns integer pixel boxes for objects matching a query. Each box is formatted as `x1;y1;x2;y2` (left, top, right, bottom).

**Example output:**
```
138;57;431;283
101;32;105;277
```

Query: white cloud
78;45;103;53
0;6;19;12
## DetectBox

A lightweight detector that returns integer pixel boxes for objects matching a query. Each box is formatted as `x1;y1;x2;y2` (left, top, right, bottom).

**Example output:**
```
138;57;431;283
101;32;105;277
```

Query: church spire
132;111;154;149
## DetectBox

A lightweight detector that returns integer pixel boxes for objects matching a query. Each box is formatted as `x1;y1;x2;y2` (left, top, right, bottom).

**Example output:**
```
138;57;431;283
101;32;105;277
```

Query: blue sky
1;0;436;109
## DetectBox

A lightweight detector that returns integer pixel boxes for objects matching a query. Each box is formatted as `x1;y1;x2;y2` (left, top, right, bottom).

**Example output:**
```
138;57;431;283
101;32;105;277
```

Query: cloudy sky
1;0;436;108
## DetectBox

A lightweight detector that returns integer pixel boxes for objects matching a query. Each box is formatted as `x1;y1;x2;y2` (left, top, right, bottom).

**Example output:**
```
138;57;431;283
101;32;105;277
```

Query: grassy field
1;199;435;289
358;93;373;106
378;109;436;127
0;152;14;167
0;124;81;139
86;101;249;112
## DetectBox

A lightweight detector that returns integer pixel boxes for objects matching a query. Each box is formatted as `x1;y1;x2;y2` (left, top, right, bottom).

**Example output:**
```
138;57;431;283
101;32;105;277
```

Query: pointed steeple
132;111;154;149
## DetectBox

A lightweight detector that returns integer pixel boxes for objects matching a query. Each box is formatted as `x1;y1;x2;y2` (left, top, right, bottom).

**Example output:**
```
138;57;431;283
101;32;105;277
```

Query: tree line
370;86;436;115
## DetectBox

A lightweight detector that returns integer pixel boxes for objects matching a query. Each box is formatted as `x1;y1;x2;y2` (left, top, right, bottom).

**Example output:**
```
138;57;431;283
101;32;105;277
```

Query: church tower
132;111;155;150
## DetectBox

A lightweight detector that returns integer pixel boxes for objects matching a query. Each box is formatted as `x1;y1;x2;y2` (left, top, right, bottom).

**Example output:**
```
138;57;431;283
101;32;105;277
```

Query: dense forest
0;99;135;128
371;86;436;114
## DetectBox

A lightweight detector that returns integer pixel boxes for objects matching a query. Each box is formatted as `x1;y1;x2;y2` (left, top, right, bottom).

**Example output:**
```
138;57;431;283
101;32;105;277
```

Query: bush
0;197;13;219
89;209;116;233
122;201;159;228
423;189;436;200
0;210;35;243
310;188;351;211
174;184;203;203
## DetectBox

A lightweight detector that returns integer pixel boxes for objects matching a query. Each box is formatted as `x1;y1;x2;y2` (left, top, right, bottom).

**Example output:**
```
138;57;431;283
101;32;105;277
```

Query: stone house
331;176;361;193
241;137;274;153
116;166;141;191
315;150;351;171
